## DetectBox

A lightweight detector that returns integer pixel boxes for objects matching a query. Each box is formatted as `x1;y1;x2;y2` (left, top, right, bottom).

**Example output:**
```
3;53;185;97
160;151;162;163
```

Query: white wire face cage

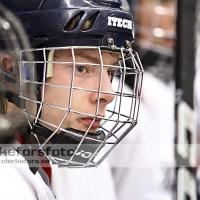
18;46;143;168
132;0;176;55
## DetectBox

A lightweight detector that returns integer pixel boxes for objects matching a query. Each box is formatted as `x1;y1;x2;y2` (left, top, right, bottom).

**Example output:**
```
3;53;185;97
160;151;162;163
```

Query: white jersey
108;72;175;200
0;147;116;200
51;161;117;200
0;149;56;200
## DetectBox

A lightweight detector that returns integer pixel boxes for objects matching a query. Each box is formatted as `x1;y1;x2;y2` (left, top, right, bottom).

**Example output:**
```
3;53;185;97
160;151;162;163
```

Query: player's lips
79;117;102;129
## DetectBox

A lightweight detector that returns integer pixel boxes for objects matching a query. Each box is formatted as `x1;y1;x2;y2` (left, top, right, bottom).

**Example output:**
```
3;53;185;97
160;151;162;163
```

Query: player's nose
90;70;115;105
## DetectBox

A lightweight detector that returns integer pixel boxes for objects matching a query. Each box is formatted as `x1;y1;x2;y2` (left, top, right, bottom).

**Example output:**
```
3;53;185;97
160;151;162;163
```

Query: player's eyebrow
78;52;118;65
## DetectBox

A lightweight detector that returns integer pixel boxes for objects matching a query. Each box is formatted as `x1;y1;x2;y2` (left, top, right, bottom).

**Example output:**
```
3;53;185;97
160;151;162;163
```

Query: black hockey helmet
1;0;134;48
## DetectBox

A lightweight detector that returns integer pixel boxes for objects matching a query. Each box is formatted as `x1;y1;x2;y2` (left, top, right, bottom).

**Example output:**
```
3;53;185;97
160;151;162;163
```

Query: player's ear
1;55;14;72
0;53;19;94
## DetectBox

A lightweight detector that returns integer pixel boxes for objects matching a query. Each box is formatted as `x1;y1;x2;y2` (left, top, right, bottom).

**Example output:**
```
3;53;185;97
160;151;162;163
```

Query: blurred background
109;1;176;200
109;0;199;200
128;0;176;85
0;0;199;200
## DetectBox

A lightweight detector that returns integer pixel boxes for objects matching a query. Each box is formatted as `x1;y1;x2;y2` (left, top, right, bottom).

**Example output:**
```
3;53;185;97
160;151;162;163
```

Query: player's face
40;49;117;132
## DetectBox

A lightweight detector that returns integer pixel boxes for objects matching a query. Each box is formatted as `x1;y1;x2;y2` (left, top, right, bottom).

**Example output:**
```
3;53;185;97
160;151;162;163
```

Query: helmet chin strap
31;123;106;166
5;90;26;109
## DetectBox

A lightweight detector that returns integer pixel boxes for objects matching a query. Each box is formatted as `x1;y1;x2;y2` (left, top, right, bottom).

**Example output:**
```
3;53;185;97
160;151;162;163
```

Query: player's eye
75;66;88;73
